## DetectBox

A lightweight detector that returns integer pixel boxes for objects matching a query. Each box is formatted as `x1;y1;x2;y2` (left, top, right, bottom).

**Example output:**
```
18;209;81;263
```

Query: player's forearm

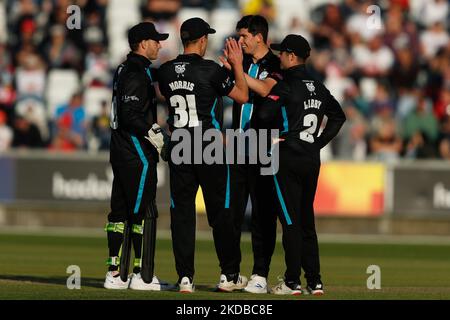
317;117;346;149
232;65;249;104
245;75;275;97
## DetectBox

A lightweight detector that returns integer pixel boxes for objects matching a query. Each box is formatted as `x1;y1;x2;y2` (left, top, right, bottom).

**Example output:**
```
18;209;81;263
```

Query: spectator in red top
49;112;83;152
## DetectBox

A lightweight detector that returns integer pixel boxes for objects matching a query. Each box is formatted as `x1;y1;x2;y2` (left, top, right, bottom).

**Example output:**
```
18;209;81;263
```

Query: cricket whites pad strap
106;256;120;266
105;222;125;233
132;224;143;235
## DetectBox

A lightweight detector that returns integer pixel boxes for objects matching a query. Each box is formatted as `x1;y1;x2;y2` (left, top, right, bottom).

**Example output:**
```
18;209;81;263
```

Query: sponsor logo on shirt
122;95;140;102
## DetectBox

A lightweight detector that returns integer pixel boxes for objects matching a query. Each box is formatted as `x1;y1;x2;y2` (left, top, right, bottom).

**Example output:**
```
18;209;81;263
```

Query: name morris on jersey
169;81;195;92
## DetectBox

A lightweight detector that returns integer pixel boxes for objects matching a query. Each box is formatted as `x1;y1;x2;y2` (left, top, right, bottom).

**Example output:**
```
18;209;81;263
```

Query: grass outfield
0;232;450;300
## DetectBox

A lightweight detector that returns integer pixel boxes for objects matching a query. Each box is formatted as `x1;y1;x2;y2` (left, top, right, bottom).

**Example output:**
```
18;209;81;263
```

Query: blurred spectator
0;43;16;113
383;3;419;55
335;104;368;161
370;82;396;117
82;9;108;50
8;1;40;56
46;0;83;49
241;0;276;23
329;32;355;77
141;0;181;65
369;118;403;163
419;22;449;60
15;50;46;100
54;92;87;148
90;100;111;151
83;37;111;87
423;48;447;102
342;85;370;118
346;0;384;42
438;116;450;160
0;110;13;152
15;97;49;142
402;95;439;144
142;0;181;21
288;17;312;45
434;87;450;121
311;4;345;50
396;89;421;123
182;0;216;10
352;35;394;78
404;130;437;159
12;115;44;148
389;47;419;91
49;112;83;152
43;25;82;70
420;0;449;28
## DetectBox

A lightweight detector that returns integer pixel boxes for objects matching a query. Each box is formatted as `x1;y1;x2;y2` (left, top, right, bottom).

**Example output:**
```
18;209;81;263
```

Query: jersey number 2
299;114;318;143
170;95;199;128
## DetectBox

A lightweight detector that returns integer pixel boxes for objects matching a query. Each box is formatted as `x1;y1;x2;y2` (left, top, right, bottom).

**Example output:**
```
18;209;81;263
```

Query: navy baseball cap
270;34;311;59
128;22;169;46
180;17;216;41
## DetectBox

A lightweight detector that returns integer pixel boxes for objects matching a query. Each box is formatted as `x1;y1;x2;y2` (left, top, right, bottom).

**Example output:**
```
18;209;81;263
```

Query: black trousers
108;161;157;224
107;160;157;262
230;163;278;278
169;160;240;279
272;147;322;285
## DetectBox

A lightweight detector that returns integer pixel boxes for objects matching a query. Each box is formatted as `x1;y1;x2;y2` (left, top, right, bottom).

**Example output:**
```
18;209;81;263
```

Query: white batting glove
145;123;168;161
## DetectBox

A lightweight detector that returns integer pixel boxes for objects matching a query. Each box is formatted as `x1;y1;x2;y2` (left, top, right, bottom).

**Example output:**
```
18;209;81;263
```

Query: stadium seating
83;87;112;118
45;70;80;117
106;0;141;66
209;8;241;53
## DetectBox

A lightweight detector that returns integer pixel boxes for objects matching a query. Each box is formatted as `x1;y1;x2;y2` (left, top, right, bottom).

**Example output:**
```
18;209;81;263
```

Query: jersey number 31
170;94;199;128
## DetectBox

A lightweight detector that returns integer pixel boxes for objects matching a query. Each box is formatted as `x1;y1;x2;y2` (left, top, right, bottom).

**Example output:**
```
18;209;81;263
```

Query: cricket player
157;18;249;292
104;22;169;290
220;15;282;294
258;35;346;295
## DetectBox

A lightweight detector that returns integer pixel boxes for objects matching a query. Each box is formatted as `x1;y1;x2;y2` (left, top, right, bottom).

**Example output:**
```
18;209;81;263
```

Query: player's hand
272;137;285;145
145;123;169;161
219;54;232;71
225;37;243;67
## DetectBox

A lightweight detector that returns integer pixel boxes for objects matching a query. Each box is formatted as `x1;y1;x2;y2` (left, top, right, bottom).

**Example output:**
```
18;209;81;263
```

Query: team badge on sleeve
259;71;268;80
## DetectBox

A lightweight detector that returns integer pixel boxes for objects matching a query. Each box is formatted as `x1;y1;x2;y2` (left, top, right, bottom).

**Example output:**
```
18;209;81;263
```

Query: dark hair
130;42;139;51
182;37;202;48
236;15;268;43
236;15;254;30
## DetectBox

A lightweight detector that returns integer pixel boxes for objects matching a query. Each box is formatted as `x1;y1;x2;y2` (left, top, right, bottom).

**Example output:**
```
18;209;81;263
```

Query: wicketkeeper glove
145;123;169;161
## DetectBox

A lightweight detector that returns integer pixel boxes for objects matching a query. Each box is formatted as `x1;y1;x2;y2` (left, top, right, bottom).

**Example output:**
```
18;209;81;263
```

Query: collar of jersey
245;49;276;65
178;53;203;60
285;64;307;77
127;52;152;68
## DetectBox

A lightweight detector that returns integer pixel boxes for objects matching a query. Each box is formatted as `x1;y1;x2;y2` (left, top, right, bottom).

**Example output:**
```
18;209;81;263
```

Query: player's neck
132;50;151;62
252;46;269;63
184;46;203;57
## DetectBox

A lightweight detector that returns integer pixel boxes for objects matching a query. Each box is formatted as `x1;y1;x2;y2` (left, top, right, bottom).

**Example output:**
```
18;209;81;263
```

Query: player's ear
291;53;297;64
255;33;263;44
140;39;147;51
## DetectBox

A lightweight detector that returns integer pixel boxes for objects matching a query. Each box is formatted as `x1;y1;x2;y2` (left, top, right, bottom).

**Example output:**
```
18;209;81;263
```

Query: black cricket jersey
259;64;346;159
232;50;281;130
157;54;235;132
110;53;158;165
